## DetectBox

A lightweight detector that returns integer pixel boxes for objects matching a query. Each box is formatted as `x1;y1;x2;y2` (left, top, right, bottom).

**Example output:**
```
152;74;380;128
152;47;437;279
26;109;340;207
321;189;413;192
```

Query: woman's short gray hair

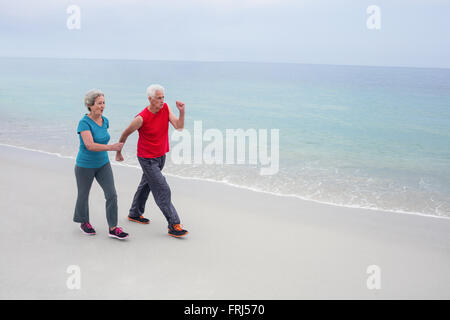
146;84;165;98
84;89;104;111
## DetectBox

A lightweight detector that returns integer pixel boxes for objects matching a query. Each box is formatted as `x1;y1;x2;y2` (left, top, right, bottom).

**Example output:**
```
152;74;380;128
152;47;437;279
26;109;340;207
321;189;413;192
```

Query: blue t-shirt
76;114;110;168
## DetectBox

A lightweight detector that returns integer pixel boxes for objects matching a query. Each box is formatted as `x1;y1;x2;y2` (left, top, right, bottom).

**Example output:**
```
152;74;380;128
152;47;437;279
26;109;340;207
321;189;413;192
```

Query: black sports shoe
168;224;188;238
128;215;150;224
80;222;96;235
108;227;129;240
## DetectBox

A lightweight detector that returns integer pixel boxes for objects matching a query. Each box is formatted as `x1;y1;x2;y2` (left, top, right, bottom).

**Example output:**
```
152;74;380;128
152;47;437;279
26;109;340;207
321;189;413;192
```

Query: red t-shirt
136;103;169;158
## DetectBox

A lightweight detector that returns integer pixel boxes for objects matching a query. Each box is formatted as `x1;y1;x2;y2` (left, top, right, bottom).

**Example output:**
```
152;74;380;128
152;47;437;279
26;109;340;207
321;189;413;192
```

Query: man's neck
147;104;160;114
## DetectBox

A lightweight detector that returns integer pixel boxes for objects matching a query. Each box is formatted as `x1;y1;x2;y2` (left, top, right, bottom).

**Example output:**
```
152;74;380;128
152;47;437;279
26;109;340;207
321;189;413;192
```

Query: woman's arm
80;131;123;152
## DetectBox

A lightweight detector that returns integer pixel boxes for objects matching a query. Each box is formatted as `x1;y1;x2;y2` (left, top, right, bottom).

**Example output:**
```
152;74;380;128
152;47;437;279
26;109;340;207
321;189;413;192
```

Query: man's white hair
146;84;165;98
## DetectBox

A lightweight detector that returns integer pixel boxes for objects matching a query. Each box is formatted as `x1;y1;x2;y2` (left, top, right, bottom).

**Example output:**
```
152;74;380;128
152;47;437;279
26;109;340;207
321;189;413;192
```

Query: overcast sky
1;0;449;68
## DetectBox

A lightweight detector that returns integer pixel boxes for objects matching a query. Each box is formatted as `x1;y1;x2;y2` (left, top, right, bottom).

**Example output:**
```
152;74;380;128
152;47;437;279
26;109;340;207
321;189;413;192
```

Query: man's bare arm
168;101;185;130
116;116;143;161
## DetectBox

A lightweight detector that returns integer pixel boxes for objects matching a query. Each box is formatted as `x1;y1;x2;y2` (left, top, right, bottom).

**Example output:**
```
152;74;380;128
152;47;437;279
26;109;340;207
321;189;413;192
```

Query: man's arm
168;101;185;130
116;116;143;161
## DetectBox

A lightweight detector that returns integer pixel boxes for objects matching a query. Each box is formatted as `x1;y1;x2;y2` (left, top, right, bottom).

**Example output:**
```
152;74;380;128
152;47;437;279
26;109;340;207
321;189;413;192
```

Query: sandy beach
0;144;449;299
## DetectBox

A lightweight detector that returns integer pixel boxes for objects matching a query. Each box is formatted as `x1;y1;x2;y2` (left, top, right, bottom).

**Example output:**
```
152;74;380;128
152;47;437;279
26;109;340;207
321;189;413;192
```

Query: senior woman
73;89;129;240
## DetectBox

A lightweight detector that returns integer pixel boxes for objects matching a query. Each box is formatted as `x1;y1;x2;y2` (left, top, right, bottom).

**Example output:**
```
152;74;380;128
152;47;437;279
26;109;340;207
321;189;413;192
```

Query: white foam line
0;143;75;160
161;172;450;220
1;142;449;221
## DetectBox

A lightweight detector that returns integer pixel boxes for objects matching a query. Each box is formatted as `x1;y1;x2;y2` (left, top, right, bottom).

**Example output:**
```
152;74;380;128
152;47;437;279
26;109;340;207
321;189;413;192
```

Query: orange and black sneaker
168;224;188;237
128;215;150;224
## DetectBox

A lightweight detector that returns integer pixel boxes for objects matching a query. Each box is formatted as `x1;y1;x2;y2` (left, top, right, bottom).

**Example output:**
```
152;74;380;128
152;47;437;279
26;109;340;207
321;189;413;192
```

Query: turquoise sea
1;57;449;217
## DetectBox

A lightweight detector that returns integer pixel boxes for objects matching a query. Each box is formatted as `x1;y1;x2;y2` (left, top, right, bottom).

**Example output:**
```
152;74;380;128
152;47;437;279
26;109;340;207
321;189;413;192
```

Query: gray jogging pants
129;155;180;226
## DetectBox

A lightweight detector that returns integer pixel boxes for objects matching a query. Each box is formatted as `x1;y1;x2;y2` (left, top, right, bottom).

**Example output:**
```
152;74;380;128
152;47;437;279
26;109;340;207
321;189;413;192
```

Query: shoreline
2;55;449;71
1;142;448;221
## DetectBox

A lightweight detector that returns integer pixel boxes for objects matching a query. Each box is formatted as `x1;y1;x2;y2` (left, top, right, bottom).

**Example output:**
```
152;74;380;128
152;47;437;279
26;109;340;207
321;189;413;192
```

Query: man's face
149;90;165;110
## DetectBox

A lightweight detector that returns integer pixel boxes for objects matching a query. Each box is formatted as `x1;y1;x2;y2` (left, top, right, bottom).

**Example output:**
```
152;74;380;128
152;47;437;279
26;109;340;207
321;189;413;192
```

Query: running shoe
80;222;96;235
108;227;129;240
128;215;150;224
168;224;188;238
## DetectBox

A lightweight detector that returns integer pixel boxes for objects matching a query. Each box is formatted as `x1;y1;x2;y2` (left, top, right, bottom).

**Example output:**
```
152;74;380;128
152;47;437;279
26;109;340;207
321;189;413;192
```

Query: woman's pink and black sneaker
80;222;96;235
108;227;129;240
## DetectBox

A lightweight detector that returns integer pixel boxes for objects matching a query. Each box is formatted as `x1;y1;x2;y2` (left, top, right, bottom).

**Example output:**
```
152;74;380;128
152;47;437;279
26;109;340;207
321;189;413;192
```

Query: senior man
116;84;188;237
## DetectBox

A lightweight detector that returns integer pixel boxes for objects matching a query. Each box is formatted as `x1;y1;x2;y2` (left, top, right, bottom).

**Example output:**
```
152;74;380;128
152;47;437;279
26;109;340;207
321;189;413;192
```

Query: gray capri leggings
73;162;118;228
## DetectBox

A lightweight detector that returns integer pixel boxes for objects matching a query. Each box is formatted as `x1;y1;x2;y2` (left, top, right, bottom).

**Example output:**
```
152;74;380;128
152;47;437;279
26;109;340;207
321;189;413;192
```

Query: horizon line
1;55;449;71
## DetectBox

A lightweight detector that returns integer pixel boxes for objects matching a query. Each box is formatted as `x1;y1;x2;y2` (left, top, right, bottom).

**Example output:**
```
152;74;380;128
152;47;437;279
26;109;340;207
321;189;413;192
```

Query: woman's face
90;95;105;116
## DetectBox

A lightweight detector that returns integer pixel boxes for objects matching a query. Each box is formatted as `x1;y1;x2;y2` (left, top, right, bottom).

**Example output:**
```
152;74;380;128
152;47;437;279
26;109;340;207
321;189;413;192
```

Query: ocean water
1;57;449;218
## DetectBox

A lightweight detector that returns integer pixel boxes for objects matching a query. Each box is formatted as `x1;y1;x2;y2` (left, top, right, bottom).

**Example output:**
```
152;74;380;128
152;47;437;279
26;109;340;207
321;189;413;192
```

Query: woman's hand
116;151;124;162
109;142;124;152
